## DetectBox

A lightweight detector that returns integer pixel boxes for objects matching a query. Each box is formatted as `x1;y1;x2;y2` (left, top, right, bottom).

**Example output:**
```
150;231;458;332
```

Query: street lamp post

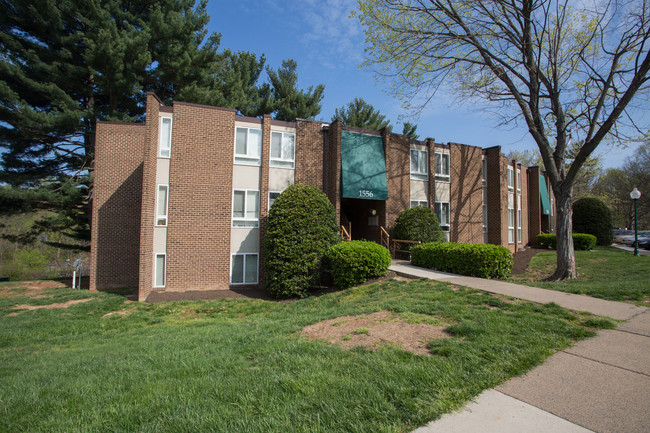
630;188;641;257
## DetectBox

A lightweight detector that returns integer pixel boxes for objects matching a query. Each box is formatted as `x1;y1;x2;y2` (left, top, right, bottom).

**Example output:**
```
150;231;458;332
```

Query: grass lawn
509;246;650;304
0;279;613;433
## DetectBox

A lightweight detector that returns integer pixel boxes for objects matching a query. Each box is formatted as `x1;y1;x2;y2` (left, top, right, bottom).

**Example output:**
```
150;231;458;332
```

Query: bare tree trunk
548;187;577;280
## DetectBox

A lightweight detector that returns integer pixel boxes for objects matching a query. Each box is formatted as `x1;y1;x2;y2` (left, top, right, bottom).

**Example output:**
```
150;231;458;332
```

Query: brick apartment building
90;93;555;301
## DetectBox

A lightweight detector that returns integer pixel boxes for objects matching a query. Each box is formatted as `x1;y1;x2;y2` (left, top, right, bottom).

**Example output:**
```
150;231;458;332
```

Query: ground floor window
410;200;428;208
154;253;166;287
434;202;450;231
269;191;281;210
517;195;522;243
231;253;258;284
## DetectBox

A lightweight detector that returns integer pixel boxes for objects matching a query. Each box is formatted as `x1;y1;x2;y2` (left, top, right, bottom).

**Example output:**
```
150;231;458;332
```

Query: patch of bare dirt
301;311;450;356
512;248;547;274
9;298;94;316
0;280;67;298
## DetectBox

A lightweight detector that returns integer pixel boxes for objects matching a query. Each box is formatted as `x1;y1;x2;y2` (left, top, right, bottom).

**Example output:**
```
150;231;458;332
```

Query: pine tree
332;98;391;131
267;59;325;121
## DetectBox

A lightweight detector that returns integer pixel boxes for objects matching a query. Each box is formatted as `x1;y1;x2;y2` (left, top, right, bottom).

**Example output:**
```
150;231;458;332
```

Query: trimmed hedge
264;184;340;298
326;240;391;289
537;233;597;251
572;197;613;246
392;206;445;243
412;242;513;279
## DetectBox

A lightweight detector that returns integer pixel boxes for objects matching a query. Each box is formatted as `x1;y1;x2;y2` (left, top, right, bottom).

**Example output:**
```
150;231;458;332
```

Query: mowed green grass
0;279;611;433
509;246;650;303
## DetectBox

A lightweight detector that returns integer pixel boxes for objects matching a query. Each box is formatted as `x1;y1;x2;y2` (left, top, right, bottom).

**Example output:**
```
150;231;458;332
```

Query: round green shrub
327;240;391;289
392;206;445;256
264;184;340;298
573;233;597;251
572;197;613;246
412;242;513;279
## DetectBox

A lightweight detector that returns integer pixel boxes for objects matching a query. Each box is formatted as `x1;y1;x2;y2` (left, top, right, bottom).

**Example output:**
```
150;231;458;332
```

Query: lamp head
630;188;641;200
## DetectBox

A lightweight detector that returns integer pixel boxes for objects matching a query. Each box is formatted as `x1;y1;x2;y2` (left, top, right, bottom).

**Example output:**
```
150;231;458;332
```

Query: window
410;149;428;180
231;253;258;284
235;127;262;165
516;169;522;192
434;202;450;231
269;191;281;210
156;185;168;226
507;167;514;191
159;117;172;158
517;195;522;242
482;158;487;186
482;188;488;234
270;132;295;169
154;254;166;287
508;192;515;243
435;152;450;182
410;200;428;208
232;190;259;227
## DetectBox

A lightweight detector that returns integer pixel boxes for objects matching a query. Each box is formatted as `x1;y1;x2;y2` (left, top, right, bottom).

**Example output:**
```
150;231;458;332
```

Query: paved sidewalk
389;262;650;433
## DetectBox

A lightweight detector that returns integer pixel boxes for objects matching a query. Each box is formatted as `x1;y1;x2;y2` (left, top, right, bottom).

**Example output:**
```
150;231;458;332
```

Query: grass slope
0;279;611;432
509;246;650;303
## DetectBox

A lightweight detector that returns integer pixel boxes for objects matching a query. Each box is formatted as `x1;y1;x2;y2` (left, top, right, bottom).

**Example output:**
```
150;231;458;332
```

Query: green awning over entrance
540;175;552;215
341;131;388;200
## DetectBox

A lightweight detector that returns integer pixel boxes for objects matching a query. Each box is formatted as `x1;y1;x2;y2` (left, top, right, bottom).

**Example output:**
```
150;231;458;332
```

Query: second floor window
232;190;259;227
507;167;514;191
159;117;172;158
235;127;262;165
270;132;295;169
410;149;428;180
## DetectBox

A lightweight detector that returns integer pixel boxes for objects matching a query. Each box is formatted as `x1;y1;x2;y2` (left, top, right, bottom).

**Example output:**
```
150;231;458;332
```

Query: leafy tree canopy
332;97;391;130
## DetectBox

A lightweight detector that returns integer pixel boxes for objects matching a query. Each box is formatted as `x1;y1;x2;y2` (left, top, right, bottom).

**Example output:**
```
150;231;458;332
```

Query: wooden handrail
341;225;351;241
391;239;422;258
380;226;390;250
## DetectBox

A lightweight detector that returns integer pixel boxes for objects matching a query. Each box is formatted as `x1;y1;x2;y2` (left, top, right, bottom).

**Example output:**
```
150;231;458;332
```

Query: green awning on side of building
540;175;552;215
341;131;388;200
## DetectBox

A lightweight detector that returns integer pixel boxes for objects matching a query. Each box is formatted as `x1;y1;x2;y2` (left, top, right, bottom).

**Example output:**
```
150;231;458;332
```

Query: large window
516;169;521;192
235;127;262;165
482;158;487;186
482;189;488;234
517;195;522;243
410;149;428;180
508;192;515;243
410;200;428;208
270;132;295;169
232;190;259;227
507;166;514;191
434;202;450;231
231;253;258;284
435;153;450;182
154;253;166;287
159;117;172;158
156;185;168;226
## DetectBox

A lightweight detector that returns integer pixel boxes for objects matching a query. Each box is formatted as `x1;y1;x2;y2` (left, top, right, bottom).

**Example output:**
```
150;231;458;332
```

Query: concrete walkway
389;262;650;433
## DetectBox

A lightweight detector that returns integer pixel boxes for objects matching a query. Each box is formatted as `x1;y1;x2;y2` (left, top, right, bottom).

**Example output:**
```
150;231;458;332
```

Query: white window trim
435;201;450;232
410;200;428;208
269;191;281;211
232;189;260;228
230;253;259;285
517;195;523;243
270;131;296;169
234;126;262;166
482;158;487;186
507;167;514;191
159;117;172;158
156;184;169;227
410;149;428;180
435;152;450;182
482;203;488;233
154;253;166;288
516;169;522;193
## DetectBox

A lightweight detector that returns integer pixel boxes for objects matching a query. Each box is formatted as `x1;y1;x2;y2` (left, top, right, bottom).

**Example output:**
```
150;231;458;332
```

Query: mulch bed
512;248;547;274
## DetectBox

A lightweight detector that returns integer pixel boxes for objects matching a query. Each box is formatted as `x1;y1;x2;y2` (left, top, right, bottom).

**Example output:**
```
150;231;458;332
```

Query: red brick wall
137;93;162;300
90;122;145;291
486;146;505;246
164;101;236;292
517;164;529;246
449;143;484;243
426;139;437;207
527;166;541;244
325;120;342;224
257;116;272;287
295;120;325;189
384;131;410;229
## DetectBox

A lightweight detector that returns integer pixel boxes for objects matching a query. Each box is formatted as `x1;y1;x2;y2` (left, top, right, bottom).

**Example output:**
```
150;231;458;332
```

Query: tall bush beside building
264;184;340;298
572;197;614;246
392;207;445;256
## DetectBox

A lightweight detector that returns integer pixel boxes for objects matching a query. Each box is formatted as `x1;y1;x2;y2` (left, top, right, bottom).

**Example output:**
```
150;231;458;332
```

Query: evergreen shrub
572;197;614;246
412;242;513;279
392;206;445;256
537;233;597;251
326;240;391;289
264;184;340;298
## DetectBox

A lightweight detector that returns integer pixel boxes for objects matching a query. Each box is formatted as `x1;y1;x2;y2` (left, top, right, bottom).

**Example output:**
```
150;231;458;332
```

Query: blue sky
206;0;638;169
